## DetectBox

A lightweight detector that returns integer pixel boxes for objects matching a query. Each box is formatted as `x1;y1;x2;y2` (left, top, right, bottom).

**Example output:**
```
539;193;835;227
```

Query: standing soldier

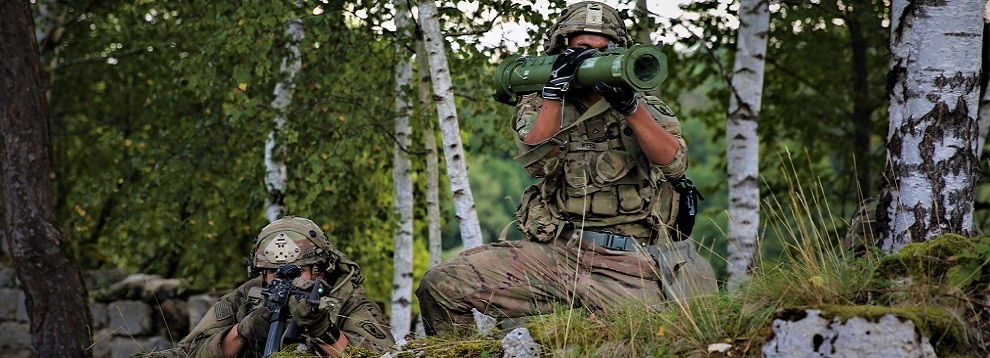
416;1;716;336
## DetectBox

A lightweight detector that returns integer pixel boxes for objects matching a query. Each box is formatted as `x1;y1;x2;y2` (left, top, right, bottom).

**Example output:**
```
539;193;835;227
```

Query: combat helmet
543;1;632;55
248;215;339;277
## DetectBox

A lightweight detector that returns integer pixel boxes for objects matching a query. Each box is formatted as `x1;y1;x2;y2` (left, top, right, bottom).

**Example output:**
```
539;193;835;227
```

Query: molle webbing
513;99;610;168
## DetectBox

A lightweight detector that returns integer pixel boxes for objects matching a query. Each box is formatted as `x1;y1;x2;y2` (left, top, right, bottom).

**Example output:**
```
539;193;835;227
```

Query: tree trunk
634;0;663;99
265;8;304;222
847;1;874;199
390;0;415;341
725;0;769;290
417;0;484;249
976;22;989;157
880;0;983;251
0;1;93;356
417;39;443;269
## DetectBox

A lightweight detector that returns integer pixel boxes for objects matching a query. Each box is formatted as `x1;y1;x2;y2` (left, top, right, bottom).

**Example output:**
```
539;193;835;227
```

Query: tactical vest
514;94;681;243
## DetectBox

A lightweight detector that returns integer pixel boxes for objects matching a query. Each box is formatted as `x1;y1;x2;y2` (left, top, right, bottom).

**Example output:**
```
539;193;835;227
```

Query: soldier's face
568;33;612;52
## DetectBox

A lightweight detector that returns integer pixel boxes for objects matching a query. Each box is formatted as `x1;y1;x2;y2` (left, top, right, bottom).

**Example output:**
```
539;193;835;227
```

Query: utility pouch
646;240;717;301
669;176;703;241
516;184;564;243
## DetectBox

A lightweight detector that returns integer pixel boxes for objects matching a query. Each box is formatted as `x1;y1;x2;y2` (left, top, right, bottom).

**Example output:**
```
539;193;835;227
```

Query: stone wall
0;266;218;358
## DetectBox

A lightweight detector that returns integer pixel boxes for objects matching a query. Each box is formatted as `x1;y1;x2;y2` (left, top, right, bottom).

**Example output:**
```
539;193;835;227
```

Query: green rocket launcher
492;44;668;105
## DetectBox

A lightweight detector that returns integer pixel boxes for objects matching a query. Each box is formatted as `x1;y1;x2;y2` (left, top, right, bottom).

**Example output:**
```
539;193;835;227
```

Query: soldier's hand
235;306;273;344
593;81;638;115
542;48;598;101
288;295;334;338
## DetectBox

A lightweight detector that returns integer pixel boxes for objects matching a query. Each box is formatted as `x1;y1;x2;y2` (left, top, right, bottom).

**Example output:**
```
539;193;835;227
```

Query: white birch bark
417;39;443;268
264;13;303;222
417;0;484;249
725;0;769;291
390;0;415;341
881;0;983;251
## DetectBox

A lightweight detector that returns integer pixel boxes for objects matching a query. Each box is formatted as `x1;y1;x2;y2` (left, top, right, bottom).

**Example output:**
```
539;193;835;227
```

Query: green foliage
878;234;990;292
44;0;412;299
38;0;582;309
648;1;894;282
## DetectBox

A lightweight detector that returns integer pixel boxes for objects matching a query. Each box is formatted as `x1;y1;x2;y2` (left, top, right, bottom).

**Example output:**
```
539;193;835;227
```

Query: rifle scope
492;44;668;105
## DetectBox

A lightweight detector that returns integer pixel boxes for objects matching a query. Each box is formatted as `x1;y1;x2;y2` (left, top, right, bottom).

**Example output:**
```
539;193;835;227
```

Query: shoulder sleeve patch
213;301;232;321
359;320;388;340
643;95;676;117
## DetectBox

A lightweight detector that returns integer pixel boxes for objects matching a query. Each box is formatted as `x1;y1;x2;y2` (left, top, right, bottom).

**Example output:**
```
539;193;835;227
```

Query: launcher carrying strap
514;99;611;167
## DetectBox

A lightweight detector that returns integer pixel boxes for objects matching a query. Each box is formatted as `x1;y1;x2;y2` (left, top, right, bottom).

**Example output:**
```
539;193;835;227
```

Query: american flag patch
214;302;232;321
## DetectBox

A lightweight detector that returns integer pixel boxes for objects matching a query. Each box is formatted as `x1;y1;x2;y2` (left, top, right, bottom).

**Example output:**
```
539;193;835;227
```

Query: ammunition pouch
516;184;566;243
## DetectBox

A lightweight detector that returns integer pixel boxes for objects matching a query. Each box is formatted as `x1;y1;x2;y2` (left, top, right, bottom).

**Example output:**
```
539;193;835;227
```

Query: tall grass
381;155;988;357
518;156;886;357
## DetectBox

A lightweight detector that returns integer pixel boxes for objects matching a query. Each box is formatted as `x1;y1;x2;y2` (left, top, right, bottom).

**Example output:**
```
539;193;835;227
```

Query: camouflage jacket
178;265;394;357
512;93;688;243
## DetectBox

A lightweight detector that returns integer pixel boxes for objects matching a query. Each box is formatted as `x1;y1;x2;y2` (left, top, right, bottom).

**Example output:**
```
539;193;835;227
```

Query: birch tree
417;0;484;249
634;0;663;99
725;0;769;290
265;8;304;222
1;1;92;355
417;39;443;268
390;0;415;341
977;21;990;155
879;0;984;251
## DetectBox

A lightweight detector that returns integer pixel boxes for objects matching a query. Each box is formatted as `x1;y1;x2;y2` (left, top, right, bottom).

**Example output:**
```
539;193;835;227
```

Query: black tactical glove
594;81;639;115
288;278;338;342
235;305;273;344
541;48;599;101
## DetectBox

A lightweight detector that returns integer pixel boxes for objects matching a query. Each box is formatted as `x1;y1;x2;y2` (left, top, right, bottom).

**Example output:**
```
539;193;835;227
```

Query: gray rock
13;290;26;322
108;300;152;336
90;328;113;358
0;267;18;288
0;288;21;320
0;321;30;351
91;302;108;330
110;336;150;358
472;308;497;336
187;294;218;330
762;309;936;358
501;327;541;358
103;274;162;301
141;278;184;301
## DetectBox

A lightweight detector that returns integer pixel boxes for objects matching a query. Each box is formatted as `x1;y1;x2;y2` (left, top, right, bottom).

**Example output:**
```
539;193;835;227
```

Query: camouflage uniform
417;3;716;334
844;196;879;256
178;270;393;356
140;216;394;357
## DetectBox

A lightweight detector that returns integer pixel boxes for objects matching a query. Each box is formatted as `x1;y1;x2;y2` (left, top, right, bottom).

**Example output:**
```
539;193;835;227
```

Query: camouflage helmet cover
543;1;632;55
251;216;336;270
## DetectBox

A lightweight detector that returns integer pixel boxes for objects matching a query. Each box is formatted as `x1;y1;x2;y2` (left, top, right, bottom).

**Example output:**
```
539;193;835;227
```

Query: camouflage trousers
415;233;667;336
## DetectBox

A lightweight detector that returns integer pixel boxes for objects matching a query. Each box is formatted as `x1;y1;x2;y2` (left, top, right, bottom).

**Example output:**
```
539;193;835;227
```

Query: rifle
261;264;328;357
